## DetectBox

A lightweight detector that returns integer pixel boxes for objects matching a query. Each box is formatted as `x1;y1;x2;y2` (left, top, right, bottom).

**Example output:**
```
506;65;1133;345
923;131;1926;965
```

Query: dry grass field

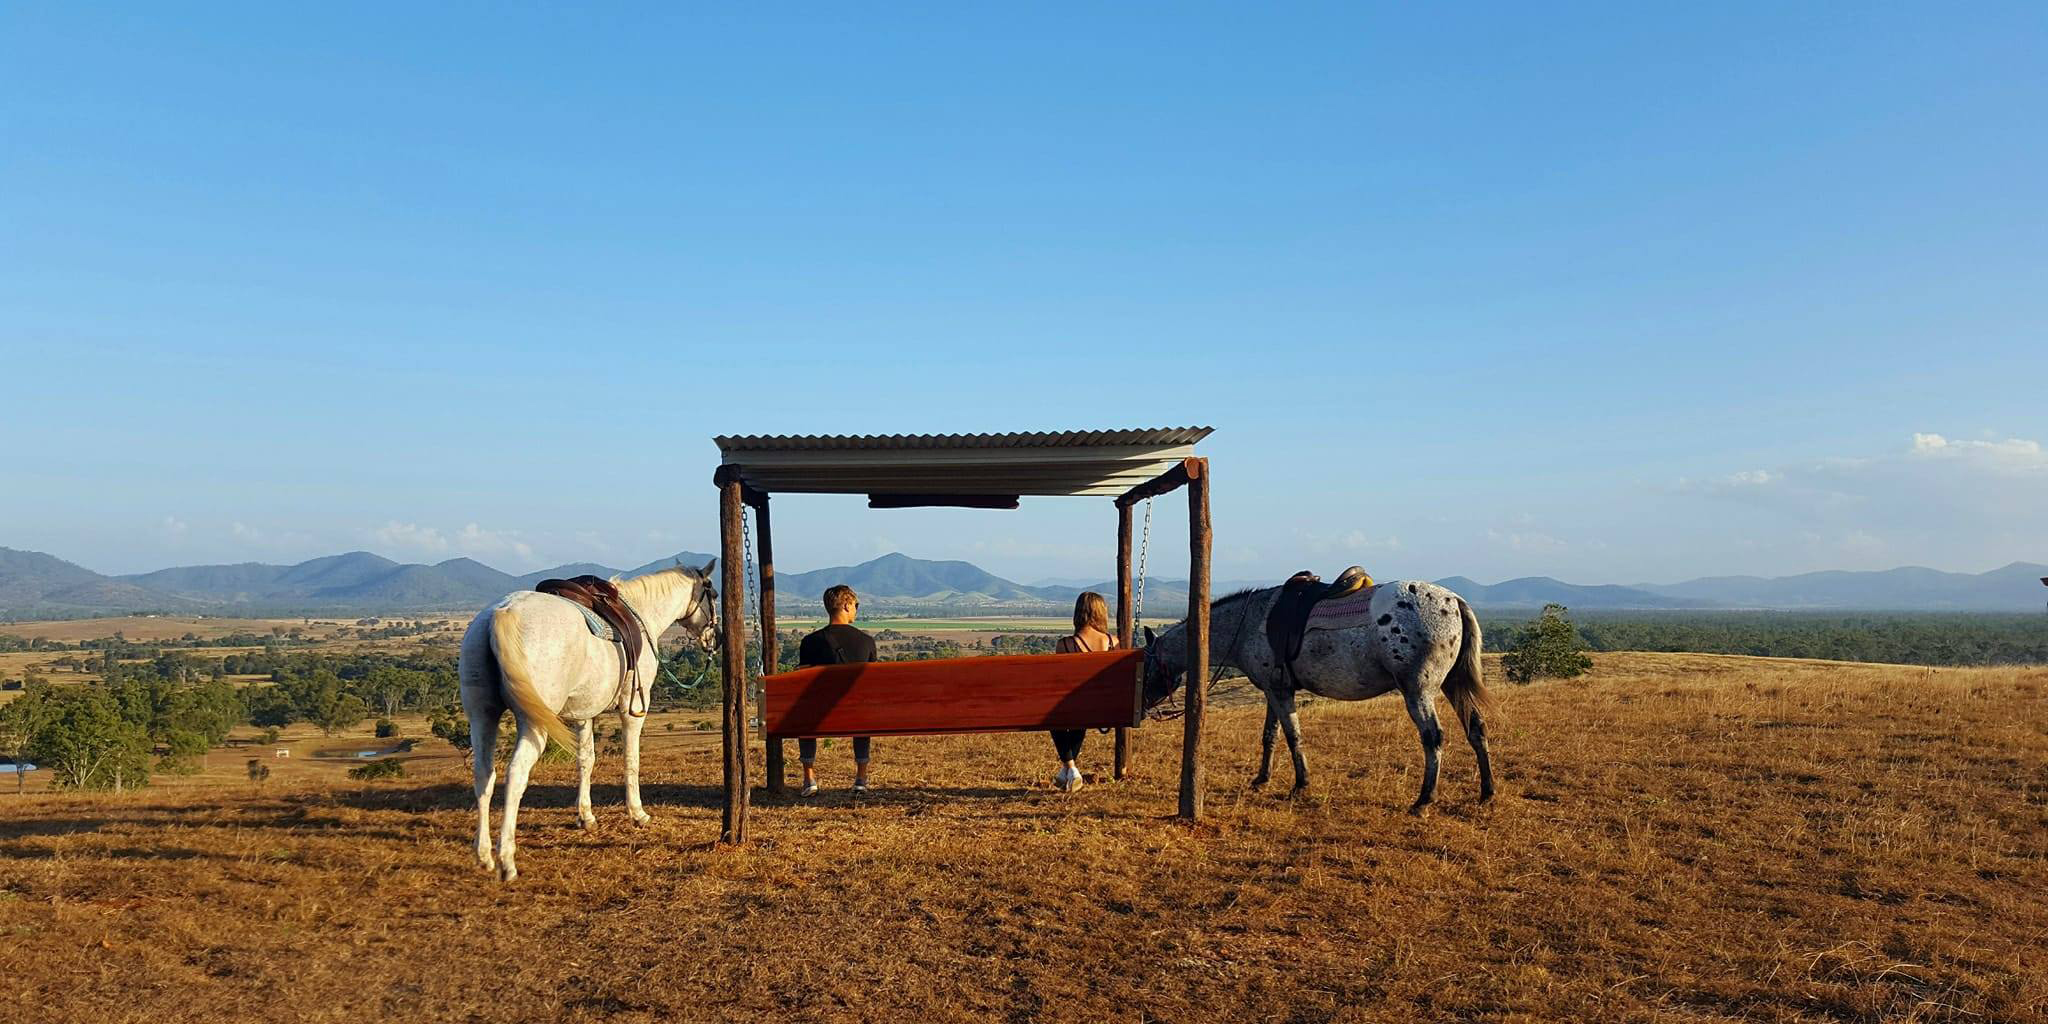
2;652;2043;1023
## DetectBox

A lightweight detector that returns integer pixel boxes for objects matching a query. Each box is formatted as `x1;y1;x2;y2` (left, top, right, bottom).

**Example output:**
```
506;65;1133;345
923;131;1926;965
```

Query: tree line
1479;610;2048;667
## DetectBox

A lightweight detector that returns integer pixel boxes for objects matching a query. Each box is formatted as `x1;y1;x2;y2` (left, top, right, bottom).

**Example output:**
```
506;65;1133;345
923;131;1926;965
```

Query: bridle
1144;594;1256;722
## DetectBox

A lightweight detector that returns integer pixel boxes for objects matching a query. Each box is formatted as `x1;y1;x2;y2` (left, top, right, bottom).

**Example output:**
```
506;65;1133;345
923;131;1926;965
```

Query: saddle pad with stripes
1303;587;1378;633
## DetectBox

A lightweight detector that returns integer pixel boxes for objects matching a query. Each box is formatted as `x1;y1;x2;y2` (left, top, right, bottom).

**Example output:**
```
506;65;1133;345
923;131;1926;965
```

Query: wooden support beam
758;495;783;794
1116;457;1200;509
713;464;770;508
718;473;750;844
1179;457;1210;820
867;493;1021;510
1114;501;1133;780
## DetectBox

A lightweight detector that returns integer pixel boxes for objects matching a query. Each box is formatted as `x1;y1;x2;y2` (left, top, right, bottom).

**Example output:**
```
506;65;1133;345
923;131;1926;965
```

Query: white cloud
1486;528;1567;553
368;521;535;563
1295;529;1401;557
1908;432;2046;472
1673;469;1779;494
1666;432;2048;572
372;521;450;554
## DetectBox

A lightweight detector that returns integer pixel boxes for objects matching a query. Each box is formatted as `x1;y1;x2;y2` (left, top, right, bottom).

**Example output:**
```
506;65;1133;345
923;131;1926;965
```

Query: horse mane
614;565;695;611
1211;585;1269;609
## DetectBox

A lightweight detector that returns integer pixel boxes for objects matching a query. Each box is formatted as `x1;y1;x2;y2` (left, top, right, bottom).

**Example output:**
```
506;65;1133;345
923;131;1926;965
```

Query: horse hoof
630;812;652;828
498;863;518;883
1408;801;1432;817
475;852;496;873
1478;789;1496;804
578;815;598;831
1249;776;1268;791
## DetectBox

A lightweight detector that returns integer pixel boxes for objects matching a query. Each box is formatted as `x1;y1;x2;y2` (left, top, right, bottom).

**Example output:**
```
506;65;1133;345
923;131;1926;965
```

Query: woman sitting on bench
1049;591;1117;792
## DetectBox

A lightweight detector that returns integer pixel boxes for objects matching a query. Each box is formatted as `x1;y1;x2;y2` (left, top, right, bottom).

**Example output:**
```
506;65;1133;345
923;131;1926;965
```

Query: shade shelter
711;427;1215;844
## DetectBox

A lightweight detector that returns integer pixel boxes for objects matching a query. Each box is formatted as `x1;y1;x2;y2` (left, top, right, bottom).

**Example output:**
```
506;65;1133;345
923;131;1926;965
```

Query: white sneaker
1055;765;1085;792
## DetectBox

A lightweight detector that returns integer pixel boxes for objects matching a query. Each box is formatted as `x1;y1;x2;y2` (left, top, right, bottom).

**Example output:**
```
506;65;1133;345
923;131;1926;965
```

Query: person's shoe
799;779;819;797
1055;764;1085;792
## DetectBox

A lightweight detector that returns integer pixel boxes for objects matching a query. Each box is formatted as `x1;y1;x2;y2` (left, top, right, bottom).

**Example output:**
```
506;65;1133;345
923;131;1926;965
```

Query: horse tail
491;604;575;748
1444;596;1494;728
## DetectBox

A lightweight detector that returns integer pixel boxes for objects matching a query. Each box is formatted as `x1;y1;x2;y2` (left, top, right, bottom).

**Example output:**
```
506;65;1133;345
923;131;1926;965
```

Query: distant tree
1503;604;1594;684
347;758;404;781
428;703;472;754
28;688;153;791
244;685;297;728
0;682;57;795
315;694;369;737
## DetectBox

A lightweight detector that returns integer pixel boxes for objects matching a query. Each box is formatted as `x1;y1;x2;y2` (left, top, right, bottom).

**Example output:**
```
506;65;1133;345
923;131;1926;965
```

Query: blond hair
1071;591;1110;636
823;585;858;615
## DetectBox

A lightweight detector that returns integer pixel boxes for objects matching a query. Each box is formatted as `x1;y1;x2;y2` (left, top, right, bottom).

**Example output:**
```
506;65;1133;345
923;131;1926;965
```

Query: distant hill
4;544;2045;619
0;547;205;617
1630;561;2048;611
1432;576;1710;610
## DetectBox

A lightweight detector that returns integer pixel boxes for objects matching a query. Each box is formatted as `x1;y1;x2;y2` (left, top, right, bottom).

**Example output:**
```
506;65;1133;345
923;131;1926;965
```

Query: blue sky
3;4;2043;584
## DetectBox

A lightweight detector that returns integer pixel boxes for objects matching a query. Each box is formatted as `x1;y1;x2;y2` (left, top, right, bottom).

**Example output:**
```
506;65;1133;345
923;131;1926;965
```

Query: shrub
347;758;405;781
374;718;398;738
1503;604;1594;684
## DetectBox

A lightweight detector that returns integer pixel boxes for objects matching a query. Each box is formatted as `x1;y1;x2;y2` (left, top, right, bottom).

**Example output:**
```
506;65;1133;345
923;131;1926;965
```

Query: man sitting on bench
798;584;878;796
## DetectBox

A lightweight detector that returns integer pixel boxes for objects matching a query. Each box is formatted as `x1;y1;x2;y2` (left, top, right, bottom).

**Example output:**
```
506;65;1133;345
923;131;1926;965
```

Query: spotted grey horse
1142;579;1494;813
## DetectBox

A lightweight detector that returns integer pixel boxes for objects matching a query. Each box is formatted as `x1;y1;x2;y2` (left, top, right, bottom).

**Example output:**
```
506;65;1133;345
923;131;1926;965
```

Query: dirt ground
1;653;2043;1023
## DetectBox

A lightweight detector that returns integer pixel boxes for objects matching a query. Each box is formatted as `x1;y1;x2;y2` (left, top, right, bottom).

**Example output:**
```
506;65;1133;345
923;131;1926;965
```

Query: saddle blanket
564;600;618;642
1303;587;1377;633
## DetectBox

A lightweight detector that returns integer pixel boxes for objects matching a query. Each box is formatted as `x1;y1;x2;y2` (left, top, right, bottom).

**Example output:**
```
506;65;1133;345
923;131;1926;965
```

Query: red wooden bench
761;649;1145;739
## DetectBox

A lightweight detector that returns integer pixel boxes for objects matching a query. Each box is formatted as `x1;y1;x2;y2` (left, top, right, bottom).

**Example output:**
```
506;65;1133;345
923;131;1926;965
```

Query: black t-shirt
798;623;877;667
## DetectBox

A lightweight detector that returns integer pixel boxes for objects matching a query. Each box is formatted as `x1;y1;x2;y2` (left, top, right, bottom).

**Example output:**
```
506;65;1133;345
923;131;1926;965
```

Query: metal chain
741;505;764;725
1132;496;1153;641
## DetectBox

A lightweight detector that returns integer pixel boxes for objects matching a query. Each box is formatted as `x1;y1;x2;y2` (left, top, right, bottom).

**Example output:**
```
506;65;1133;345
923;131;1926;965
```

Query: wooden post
757;494;783;793
1114;501;1133;780
1179;458;1210;821
717;468;750;844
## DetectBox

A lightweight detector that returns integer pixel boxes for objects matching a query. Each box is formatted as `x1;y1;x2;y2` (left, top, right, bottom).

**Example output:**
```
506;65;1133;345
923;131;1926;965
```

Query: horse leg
620;708;652;826
1276;689;1310;794
466;703;501;873
1462;703;1495;803
495;720;546;882
574;718;597;830
1402;688;1445;815
1250;699;1280;790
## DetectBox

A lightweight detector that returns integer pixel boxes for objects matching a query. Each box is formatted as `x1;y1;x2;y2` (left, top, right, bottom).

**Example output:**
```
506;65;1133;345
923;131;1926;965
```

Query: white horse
458;561;716;881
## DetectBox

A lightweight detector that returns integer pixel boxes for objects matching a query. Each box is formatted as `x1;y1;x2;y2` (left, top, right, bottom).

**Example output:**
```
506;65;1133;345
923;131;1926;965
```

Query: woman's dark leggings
1050;729;1085;762
799;737;871;764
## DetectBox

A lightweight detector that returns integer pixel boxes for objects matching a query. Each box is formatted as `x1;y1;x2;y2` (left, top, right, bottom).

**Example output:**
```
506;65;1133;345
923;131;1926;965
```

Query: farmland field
2;652;2043;1022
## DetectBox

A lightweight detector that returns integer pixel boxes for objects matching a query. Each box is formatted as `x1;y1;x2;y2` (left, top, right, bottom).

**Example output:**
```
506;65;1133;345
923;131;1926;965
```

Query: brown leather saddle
534;575;647;680
1264;566;1374;690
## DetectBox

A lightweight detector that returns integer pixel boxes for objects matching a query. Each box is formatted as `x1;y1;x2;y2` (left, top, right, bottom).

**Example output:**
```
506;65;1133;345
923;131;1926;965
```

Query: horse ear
700;558;717;577
1143;625;1156;645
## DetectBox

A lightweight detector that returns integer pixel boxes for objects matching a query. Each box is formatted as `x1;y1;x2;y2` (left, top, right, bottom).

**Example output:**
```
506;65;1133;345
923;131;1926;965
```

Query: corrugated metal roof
714;427;1211;452
712;427;1212;498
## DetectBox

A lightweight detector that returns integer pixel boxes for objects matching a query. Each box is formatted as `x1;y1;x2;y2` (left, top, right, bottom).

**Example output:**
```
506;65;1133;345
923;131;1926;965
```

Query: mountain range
1;546;2043;620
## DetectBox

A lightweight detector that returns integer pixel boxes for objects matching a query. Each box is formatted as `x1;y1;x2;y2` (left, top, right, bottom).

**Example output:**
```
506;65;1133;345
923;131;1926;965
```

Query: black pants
799;737;871;764
1049;729;1085;762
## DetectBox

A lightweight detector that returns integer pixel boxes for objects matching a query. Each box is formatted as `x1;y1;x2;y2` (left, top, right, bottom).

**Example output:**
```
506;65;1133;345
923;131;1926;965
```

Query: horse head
1140;624;1186;707
679;558;718;649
